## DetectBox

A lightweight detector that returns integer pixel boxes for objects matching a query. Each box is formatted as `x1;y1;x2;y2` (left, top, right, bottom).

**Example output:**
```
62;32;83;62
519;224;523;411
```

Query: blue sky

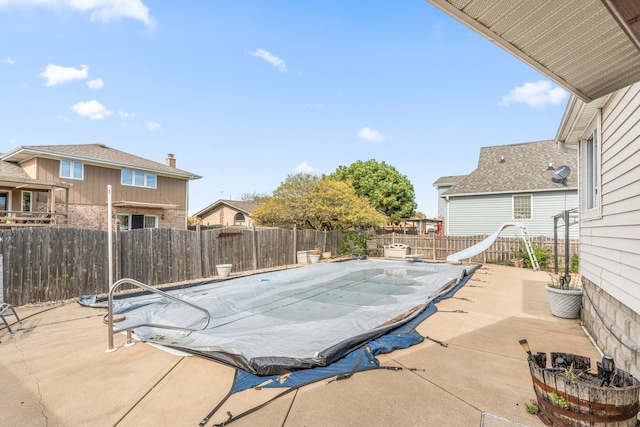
0;0;570;217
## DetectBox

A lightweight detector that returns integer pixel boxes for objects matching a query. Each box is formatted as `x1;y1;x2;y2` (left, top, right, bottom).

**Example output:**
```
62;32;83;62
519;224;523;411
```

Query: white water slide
446;222;539;270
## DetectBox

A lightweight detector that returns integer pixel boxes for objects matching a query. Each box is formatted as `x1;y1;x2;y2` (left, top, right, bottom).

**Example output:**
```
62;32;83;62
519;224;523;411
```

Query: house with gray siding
438;140;578;238
432;175;466;219
555;82;640;377
425;0;640;377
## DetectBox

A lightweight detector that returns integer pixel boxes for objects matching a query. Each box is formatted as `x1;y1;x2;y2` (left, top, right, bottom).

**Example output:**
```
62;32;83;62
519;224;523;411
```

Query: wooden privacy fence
0;226;342;306
373;233;579;265
0;227;576;306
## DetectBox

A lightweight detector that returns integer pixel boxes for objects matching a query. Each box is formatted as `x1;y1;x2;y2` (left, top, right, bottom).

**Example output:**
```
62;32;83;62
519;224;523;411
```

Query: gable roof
0;160;70;190
425;0;640;102
0;143;201;180
433;175;467;188
442;140;577;197
194;199;261;218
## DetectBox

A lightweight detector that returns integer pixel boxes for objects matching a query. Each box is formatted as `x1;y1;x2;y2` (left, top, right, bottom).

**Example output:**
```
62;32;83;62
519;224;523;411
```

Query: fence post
252;225;258;271
293;224;297;265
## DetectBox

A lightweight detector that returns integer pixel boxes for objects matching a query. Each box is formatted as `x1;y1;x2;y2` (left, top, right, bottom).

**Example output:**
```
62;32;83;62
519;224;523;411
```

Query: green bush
570;254;579;273
340;231;368;257
514;245;553;270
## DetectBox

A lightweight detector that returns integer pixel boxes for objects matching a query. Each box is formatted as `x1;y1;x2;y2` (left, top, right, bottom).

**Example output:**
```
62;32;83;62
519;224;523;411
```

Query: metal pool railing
106;278;211;353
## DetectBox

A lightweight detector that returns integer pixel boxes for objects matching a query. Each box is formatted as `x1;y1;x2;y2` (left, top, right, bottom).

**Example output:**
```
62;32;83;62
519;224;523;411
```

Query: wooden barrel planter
527;352;640;426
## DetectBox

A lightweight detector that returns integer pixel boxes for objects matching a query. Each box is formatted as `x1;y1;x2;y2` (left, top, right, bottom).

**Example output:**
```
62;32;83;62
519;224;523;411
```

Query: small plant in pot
545;272;583;319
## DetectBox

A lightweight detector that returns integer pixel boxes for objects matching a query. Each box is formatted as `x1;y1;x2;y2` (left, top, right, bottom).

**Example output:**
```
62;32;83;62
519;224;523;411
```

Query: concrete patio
0;263;603;427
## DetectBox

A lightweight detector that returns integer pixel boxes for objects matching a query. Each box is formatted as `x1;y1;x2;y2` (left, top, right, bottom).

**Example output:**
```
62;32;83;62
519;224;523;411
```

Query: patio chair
1;302;21;335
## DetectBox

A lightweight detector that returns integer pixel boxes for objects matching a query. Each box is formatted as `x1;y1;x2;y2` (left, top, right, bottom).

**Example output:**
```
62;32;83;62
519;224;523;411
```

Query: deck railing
0;210;68;227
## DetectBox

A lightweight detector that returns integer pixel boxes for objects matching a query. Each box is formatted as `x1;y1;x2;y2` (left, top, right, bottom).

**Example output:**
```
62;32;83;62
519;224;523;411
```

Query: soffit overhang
424;0;640;102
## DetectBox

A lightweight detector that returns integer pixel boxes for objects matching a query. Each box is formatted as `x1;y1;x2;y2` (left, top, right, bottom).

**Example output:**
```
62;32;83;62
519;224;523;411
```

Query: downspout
185;181;190;229
445;196;450;236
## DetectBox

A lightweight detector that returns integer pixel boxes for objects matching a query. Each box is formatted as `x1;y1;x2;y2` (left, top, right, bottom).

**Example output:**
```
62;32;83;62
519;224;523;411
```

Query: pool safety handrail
106;278;211;353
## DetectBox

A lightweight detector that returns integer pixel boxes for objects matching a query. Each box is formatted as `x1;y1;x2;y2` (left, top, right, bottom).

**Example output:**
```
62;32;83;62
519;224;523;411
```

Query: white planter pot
216;264;233;278
545;284;583;318
297;251;311;264
309;254;321;264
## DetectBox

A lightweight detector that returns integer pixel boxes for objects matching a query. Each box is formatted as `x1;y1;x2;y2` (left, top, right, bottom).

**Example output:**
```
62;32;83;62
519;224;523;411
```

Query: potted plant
519;339;640;426
545;272;583;319
309;248;321;264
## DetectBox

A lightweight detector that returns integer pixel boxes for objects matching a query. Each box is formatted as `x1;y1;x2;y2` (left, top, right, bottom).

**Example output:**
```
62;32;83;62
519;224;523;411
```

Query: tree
252;173;388;230
329;159;417;223
239;191;271;204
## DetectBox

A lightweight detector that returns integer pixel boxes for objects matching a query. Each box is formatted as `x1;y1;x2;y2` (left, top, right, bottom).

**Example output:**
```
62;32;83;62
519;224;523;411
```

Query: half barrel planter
527;352;640;427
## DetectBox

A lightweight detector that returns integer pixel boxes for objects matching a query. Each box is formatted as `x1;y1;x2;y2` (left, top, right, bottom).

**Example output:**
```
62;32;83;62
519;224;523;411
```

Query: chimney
166;153;176;168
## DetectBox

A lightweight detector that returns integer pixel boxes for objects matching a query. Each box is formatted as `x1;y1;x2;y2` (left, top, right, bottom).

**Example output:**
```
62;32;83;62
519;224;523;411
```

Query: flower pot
309;254;320;264
216;264;232;278
322;251;331;260
511;258;524;268
297;250;311;264
545;284;583;318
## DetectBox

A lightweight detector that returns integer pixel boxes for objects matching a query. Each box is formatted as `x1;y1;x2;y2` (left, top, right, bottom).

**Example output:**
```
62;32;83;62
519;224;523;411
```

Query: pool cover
100;259;477;376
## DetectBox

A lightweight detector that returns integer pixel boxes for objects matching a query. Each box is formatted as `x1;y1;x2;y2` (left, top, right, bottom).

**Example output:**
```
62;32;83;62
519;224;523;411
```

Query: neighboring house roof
433;175;467;188
0;143;201;180
441;140;577;197
0;159;69;190
425;0;640;102
194;199;261;218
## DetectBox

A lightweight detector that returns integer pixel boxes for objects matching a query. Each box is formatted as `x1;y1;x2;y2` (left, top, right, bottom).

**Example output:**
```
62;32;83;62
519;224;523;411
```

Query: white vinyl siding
446;191;579;238
580;83;640;315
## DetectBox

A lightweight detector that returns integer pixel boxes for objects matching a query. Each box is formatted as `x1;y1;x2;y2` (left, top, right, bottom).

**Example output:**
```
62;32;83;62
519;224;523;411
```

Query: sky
0;0;571;217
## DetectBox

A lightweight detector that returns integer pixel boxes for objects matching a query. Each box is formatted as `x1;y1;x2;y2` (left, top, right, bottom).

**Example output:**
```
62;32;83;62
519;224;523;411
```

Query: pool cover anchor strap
425;336;448;347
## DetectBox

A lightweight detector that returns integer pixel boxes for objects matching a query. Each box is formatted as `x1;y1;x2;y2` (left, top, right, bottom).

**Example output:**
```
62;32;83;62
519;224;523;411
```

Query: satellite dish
552;165;570;184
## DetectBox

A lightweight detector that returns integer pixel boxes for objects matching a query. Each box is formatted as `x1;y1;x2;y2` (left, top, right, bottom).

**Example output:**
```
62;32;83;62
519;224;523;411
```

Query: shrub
514;245;553;270
340;231;368;257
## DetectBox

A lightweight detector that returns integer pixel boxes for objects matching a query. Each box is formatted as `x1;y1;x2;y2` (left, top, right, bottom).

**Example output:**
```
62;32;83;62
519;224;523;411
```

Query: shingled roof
193;199;261;218
433;175;467;188
0;143;201;180
442;140;577;197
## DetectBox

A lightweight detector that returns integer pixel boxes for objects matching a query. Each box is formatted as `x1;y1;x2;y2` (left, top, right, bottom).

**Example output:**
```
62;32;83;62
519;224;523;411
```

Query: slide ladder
519;226;540;271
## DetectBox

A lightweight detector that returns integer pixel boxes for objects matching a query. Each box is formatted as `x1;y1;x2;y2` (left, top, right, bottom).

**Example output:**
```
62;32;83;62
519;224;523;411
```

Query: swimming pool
106;258;477;375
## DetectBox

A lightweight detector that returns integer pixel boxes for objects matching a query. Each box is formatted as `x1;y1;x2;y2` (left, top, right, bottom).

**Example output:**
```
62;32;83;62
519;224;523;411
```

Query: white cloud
357;127;386;143
249;49;287;72
118;110;135;119
3;56;15;65
147;121;161;131
500;80;568;108
87;78;103;89
0;0;155;27
294;162;315;173
40;64;88;86
71;100;111;120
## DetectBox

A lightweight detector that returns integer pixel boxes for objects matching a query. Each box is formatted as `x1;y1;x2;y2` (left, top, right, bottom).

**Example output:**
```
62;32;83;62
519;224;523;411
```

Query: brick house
0;143;201;230
194;199;261;227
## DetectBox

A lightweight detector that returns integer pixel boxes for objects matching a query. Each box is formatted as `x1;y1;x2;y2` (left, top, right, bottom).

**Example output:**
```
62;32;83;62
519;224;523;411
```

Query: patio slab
0;264;603;427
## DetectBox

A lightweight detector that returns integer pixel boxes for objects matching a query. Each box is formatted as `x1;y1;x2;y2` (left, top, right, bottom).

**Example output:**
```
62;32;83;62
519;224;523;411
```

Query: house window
513;194;532;219
581;115;601;218
121;169;157;189
234;213;246;226
60;160;84;180
22;191;32;212
117;214;157;230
